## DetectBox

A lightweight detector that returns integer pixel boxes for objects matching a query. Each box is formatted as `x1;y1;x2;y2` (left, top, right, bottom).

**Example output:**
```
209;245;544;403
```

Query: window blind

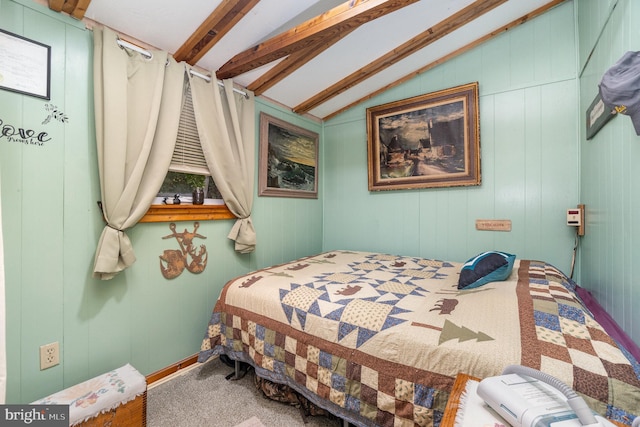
170;84;209;176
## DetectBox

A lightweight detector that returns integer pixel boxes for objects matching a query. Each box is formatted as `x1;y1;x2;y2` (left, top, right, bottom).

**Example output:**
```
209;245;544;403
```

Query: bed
198;250;640;426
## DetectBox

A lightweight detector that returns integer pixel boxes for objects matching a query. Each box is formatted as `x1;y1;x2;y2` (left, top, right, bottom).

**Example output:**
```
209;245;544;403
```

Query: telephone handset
477;365;639;427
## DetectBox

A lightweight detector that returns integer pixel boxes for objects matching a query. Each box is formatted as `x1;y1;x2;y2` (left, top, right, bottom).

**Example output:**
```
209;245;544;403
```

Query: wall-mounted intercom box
566;204;585;236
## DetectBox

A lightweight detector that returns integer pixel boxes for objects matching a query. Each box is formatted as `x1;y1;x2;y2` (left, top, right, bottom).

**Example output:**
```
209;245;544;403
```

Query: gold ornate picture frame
367;82;480;191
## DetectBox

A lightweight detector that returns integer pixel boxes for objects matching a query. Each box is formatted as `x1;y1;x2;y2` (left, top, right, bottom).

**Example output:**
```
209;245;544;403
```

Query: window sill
139;204;236;223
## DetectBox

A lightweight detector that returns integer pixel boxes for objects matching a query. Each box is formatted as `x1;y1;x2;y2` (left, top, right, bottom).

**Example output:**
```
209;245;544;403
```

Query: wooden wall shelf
139;204;235;223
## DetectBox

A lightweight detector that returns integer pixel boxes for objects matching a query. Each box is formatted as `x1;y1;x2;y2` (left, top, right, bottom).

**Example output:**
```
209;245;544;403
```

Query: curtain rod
116;39;248;98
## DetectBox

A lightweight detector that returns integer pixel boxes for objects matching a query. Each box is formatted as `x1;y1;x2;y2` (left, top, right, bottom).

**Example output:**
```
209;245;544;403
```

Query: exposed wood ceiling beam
61;0;80;16
173;0;260;65
44;0;567;123
68;0;91;19
48;0;64;12
322;0;567;121
294;0;507;115
247;27;357;96
216;0;420;80
48;0;91;19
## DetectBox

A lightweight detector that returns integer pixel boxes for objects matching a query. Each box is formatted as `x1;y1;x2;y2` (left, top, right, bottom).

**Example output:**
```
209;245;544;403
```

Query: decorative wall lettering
42;104;68;124
0;118;51;146
159;222;207;279
0;103;67;147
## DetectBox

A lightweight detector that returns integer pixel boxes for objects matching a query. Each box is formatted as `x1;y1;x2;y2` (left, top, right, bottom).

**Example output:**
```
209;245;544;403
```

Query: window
157;172;222;204
139;81;234;223
159;82;221;203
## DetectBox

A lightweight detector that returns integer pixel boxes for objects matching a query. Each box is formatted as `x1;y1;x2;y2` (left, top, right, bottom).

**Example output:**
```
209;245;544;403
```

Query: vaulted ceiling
46;0;566;121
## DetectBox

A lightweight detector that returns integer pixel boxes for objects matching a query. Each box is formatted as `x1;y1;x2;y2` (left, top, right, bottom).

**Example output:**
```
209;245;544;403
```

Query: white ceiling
81;0;565;120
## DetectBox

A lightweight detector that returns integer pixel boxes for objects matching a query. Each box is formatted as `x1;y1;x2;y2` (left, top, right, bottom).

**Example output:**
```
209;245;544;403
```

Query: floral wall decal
42;103;68;124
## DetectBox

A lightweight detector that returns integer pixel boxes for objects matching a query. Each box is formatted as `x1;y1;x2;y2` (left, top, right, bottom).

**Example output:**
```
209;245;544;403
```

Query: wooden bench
32;363;146;426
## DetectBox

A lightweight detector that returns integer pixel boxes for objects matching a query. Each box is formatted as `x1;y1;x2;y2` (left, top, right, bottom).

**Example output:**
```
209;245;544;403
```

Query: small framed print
0;29;51;100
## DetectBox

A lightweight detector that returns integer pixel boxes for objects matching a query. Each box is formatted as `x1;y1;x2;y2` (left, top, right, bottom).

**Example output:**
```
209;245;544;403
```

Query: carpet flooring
147;357;343;427
232;415;266;427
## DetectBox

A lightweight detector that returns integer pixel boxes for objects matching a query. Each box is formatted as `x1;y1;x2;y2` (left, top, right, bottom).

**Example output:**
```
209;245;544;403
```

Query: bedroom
0;0;638;425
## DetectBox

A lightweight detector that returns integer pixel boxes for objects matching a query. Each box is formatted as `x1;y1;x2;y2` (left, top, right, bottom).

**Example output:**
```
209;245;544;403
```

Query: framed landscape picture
259;113;319;199
366;82;480;191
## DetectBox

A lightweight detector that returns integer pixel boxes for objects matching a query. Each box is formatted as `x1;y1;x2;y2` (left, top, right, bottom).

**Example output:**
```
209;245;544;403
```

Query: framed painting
0;29;51;100
366;82;480;191
259;113;319;199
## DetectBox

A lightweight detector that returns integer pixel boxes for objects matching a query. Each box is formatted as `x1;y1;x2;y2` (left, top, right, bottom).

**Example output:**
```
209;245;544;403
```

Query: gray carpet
147;357;343;427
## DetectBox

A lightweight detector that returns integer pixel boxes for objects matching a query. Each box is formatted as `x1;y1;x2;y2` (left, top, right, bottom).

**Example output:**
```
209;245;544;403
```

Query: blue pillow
458;251;516;289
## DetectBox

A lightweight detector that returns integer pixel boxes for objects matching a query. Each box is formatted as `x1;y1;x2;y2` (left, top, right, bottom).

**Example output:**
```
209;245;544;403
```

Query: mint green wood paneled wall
577;0;640;344
0;0;322;403
4;0;639;405
323;2;579;274
0;0;81;402
252;99;323;263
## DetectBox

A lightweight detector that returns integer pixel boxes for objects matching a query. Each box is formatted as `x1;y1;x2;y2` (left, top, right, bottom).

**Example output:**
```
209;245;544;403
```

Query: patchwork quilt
198;251;640;427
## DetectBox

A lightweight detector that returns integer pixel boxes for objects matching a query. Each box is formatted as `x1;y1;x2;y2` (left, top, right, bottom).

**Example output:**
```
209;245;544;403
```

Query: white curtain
92;27;184;279
189;74;256;253
0;171;6;403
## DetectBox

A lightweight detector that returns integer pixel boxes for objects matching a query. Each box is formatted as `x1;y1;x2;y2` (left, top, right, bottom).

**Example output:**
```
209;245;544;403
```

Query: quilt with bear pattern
199;251;640;427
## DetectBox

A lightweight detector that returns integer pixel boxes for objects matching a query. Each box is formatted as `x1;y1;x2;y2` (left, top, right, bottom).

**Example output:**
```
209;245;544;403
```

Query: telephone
477;365;639;427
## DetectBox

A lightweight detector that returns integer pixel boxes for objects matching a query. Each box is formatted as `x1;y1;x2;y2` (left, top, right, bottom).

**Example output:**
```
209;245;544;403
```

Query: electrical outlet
40;342;60;370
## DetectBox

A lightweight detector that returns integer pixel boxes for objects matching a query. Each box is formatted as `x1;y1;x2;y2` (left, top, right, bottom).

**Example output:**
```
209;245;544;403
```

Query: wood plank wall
577;0;640;345
323;2;578;273
0;0;323;403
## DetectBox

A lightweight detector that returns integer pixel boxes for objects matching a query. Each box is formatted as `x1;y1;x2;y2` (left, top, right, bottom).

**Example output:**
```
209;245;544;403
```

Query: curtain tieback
106;224;125;232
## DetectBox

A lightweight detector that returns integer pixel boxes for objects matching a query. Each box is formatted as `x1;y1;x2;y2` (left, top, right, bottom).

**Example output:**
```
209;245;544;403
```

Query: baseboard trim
146;354;199;386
